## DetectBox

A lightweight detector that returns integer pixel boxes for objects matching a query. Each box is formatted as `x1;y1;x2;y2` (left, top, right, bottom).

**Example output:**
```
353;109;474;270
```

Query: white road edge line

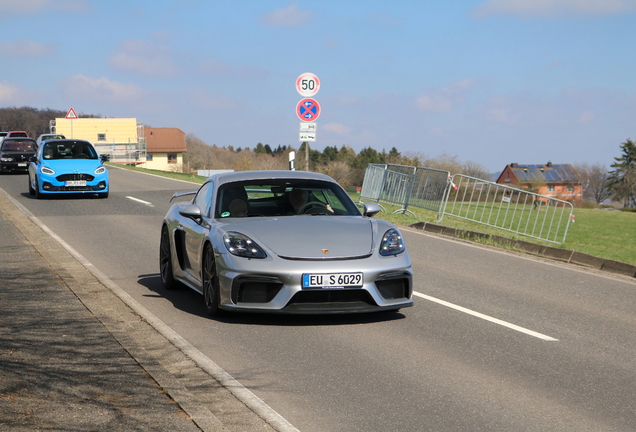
126;195;154;206
413;291;559;341
2;188;300;432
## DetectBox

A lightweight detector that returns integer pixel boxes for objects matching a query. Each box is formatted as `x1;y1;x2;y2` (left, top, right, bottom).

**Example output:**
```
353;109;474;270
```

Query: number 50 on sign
296;72;320;97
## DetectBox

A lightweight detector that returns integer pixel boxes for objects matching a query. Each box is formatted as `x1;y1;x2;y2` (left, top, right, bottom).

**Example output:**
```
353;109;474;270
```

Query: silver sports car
160;170;413;315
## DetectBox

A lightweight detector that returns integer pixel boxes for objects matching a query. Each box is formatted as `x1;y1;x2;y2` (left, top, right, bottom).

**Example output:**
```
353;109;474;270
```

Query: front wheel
159;226;178;290
202;244;222;316
33;175;42;199
28;174;35;196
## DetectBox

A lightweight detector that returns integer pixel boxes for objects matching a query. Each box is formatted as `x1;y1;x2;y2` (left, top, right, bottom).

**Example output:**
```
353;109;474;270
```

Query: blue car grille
56;173;95;182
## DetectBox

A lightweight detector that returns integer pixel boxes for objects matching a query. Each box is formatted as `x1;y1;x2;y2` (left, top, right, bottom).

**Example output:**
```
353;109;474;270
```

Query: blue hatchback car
28;139;109;199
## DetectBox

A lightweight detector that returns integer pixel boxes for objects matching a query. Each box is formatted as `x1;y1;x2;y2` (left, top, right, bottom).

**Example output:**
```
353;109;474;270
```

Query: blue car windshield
43;142;98;160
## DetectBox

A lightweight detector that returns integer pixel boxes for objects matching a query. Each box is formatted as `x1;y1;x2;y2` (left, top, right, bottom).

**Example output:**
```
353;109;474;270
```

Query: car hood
226;216;376;259
41;159;103;173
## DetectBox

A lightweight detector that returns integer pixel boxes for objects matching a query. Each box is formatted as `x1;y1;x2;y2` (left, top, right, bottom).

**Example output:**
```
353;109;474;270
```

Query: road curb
408;221;636;278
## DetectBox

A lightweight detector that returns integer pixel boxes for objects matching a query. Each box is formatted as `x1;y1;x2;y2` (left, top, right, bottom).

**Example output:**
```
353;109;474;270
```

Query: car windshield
41;135;65;141
43;142;98;160
214;179;361;218
1;139;37;152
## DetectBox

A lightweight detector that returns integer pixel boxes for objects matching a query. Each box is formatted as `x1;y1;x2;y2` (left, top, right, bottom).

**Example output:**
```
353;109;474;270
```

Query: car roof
42;138;92;145
208;170;336;186
2;137;36;143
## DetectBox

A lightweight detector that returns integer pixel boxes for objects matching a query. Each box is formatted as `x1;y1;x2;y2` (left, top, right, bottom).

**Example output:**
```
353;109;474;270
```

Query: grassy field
111;165;636;265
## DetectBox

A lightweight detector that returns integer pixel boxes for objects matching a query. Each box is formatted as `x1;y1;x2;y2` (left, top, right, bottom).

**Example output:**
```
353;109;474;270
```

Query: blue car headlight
379;228;405;256
40;166;55;175
94;166;106;175
223;231;266;258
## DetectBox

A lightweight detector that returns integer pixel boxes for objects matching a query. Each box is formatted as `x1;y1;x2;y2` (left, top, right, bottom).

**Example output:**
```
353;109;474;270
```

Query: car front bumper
215;251;414;314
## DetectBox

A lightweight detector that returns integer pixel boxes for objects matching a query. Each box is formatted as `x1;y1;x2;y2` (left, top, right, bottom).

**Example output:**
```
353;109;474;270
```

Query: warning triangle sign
65;108;78;119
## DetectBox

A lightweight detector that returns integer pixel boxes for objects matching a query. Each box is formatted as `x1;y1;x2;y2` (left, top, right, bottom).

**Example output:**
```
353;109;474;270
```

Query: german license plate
18;163;27;167
302;272;363;289
65;180;86;187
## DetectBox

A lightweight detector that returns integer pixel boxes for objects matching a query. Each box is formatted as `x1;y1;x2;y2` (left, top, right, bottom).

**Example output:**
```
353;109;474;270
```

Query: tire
34;176;42;199
159;226;178;290
202;244;222;316
28;174;35;196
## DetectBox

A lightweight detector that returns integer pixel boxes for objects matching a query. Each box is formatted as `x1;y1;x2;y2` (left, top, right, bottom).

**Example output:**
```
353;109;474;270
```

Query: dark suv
0;137;38;174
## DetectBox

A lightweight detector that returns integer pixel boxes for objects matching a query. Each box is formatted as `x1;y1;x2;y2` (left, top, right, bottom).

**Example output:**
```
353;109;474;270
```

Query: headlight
1;157;14;162
223;231;266;259
40;166;55;175
379;228;405;256
94;166;106;175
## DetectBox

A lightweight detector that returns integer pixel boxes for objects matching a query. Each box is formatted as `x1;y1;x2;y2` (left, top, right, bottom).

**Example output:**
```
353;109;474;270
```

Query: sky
1;0;636;173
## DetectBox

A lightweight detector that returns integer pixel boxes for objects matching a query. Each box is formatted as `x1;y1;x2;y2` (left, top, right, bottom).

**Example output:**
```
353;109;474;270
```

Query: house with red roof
496;162;583;206
140;127;187;171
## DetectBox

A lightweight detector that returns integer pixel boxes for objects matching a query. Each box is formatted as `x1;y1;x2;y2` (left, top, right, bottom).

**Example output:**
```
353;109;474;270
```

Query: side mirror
362;202;381;218
100;154;110;162
179;204;203;220
29;156;37;163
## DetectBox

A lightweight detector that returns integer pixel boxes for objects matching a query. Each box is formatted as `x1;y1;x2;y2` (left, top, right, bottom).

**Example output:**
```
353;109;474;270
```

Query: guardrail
438;174;574;244
360;165;575;244
360;164;450;215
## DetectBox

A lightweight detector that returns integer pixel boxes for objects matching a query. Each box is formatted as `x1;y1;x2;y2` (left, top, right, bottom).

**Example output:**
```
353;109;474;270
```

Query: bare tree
574;162;610;205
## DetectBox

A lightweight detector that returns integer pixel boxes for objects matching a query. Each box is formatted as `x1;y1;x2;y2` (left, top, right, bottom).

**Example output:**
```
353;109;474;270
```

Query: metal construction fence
439;174;574;244
360;165;575;244
360;164;451;215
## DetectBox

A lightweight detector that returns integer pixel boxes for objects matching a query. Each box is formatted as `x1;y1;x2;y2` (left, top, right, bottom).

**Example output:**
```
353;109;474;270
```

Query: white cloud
0;40;54;57
472;0;636;18
0;0;90;15
109;39;179;77
323;123;351;135
0;81;21;103
62;74;142;102
260;3;313;27
416;78;477;112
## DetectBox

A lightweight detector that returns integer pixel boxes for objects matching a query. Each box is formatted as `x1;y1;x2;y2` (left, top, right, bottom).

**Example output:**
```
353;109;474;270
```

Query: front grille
56;173;94;182
288;289;376;305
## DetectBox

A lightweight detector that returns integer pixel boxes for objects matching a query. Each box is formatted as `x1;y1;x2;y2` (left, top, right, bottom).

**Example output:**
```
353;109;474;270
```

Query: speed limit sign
296;72;320;97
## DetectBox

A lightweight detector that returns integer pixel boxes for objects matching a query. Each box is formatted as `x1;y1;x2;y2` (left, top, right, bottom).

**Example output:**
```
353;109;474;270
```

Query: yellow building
52;118;187;170
55;118;137;142
54;118;145;164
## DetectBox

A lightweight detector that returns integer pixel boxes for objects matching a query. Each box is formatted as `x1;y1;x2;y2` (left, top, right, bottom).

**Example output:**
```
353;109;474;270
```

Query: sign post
295;73;321;171
65;107;78;138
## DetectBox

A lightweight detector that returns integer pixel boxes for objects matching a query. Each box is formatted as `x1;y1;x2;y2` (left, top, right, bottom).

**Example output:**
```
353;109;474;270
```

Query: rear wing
170;190;197;202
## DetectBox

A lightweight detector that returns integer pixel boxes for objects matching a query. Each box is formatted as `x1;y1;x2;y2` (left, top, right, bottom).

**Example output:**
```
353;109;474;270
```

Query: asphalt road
2;167;636;432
